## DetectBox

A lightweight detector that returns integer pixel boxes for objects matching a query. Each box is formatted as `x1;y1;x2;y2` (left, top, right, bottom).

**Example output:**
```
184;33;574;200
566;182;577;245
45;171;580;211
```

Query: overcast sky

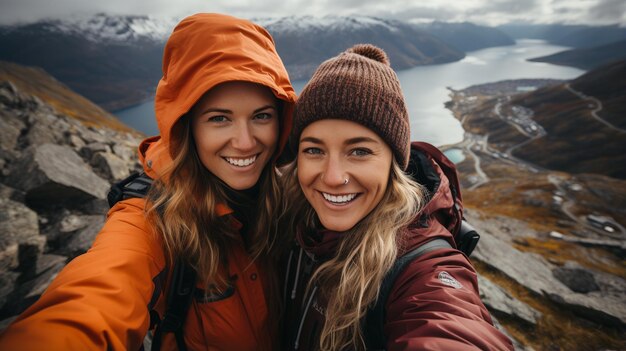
1;0;625;26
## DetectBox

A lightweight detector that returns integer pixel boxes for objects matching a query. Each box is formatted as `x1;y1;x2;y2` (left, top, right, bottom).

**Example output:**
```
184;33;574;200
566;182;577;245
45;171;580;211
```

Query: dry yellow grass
513;237;626;277
0;61;142;135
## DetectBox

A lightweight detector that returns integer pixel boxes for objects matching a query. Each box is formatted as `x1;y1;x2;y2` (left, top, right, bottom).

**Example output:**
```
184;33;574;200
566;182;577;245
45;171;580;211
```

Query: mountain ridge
0;14;514;111
528;39;626;71
497;24;626;48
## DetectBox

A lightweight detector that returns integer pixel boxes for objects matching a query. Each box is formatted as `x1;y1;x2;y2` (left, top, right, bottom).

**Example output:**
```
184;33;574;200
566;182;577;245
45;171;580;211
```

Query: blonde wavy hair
280;159;427;350
145;114;283;289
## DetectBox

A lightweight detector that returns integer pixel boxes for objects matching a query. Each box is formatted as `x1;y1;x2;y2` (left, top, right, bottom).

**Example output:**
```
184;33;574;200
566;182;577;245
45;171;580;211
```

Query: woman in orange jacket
0;13;296;350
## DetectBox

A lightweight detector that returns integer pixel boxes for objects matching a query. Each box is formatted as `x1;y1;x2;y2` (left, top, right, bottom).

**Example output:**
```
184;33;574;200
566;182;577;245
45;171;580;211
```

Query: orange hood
138;13;296;179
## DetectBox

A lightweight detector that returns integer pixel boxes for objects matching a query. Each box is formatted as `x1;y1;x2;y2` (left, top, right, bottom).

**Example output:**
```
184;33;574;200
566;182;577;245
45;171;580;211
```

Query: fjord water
115;39;585;145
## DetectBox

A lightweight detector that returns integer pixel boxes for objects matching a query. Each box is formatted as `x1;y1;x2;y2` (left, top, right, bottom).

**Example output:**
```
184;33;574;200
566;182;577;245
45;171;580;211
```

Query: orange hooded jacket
0;13;296;351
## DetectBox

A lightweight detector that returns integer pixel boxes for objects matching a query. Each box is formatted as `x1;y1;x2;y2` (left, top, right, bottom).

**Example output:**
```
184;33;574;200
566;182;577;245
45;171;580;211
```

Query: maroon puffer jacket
281;143;514;351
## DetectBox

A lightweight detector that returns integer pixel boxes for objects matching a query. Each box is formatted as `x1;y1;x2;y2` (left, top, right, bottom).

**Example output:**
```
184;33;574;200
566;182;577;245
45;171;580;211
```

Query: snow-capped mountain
5;13;178;43
256;15;403;34
256;15;465;79
0;14;480;111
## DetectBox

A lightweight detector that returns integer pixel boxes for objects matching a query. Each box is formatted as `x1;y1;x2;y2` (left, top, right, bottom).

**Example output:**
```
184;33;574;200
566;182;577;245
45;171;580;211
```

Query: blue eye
254;112;273;120
302;147;323;155
350;148;372;156
208;115;228;123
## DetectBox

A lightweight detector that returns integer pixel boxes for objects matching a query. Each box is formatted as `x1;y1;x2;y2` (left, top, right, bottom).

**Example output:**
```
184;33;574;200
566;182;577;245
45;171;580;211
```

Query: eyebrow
199;104;276;115
299;136;379;145
345;137;378;145
254;105;277;113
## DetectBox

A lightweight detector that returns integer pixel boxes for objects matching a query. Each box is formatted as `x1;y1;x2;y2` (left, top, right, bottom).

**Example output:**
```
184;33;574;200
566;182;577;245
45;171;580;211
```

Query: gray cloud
468;0;541;15
0;0;623;26
371;7;461;23
588;0;626;22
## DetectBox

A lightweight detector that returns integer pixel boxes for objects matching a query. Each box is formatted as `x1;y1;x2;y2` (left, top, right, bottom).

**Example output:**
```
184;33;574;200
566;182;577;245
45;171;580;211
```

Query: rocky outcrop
0;198;40;272
5;144;110;207
474;228;626;328
552;265;600;293
478;274;542;326
0;80;143;324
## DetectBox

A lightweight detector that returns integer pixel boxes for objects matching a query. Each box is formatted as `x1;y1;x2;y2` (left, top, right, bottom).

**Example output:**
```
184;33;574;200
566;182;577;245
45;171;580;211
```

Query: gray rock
473;230;568;296
24;112;66;146
92;152;130;181
463;209;539;242
24;254;67;299
0;109;25;156
80;142;111;160
59;213;92;233
60;215;106;258
0;184;18;202
0;81;19;105
18;235;47;278
0;271;19;308
5;143;110;207
558;235;626;258
478;274;542;325
80;129;108;144
34;254;67;275
0;243;18;273
552;266;600;293
46;212;107;245
112;143;135;161
68;134;86;150
0;198;40;271
3;254;67;317
474;229;626;327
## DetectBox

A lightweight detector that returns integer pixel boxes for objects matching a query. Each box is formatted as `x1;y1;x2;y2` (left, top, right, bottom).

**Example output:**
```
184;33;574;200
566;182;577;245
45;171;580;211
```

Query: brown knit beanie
293;44;411;169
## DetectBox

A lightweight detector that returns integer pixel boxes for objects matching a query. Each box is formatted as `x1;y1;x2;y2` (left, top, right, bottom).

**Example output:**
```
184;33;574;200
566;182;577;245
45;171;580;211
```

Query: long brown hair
280;160;427;350
145;113;283;289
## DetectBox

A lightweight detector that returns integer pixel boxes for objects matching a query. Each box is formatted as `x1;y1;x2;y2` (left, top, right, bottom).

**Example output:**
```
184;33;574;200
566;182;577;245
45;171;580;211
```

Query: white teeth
225;155;257;167
322;192;357;204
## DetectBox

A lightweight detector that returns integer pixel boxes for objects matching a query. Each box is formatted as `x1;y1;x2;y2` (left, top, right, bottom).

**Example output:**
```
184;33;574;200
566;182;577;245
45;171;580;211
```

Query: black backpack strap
407;143;480;257
107;172;153;208
363;238;452;350
151;259;197;351
457;220;480;256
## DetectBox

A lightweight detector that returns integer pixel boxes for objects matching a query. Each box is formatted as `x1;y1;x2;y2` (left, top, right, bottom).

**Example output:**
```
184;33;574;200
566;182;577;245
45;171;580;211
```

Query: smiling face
297;119;393;232
191;81;279;190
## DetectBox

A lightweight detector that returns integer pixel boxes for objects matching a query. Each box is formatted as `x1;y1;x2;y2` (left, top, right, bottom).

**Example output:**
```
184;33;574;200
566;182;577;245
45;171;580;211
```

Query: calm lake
114;39;585;146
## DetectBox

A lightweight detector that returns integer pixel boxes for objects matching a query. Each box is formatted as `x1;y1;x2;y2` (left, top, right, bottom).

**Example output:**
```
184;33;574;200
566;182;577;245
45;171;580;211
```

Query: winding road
465;134;489;190
565;83;626;134
454;89;625;239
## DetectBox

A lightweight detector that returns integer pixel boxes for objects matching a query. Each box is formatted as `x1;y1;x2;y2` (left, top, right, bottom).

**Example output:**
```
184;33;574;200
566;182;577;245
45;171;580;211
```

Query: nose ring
343;177;349;185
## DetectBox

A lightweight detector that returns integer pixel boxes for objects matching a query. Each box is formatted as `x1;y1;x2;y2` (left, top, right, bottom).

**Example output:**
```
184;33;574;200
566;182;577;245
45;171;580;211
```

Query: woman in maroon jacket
280;44;514;350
